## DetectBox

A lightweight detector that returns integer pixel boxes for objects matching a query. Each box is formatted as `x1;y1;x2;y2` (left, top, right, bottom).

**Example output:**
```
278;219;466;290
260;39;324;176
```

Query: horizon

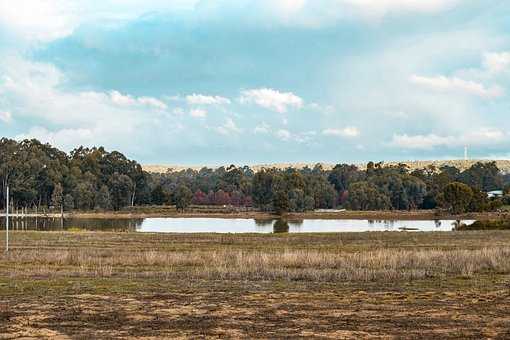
1;1;510;163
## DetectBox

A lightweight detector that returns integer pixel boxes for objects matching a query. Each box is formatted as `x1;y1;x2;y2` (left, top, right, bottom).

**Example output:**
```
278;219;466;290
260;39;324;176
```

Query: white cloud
109;91;167;110
410;75;503;99
138;96;168;110
0;0;200;43
322;127;360;138
391;128;508;150
186;94;231;105
341;0;459;17
16;126;94;150
240;88;303;113
0;56;168;152
276;129;292;141
189;108;207;118
254;122;271;134
274;128;316;143
255;0;460;27
0;0;77;43
0;111;12;123
172;107;185;115
483;52;510;74
216;118;242;135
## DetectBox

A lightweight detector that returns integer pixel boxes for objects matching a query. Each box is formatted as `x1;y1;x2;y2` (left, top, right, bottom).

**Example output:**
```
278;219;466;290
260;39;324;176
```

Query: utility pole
5;185;9;252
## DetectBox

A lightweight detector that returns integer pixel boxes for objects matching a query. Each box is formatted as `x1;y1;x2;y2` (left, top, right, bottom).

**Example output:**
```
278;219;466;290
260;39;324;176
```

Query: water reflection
0;216;475;233
273;219;289;233
0;216;142;232
254;219;274;227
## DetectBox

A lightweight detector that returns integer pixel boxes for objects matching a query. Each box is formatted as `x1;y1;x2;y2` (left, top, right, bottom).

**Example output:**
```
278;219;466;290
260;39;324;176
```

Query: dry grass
2;231;510;338
3;246;510;282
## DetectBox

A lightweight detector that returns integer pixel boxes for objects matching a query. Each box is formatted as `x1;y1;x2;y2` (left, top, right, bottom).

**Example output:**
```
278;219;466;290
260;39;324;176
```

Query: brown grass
4;246;510;282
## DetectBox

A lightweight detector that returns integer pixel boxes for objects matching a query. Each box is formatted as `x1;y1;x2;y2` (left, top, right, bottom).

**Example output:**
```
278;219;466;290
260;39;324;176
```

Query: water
0;216;474;233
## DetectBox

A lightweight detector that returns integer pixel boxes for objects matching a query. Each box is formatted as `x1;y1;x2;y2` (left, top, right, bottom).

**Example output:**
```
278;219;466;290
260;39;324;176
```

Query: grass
1;230;510;338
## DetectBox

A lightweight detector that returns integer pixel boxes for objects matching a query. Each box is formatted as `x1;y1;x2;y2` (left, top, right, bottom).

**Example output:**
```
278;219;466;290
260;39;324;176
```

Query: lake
0;217;474;233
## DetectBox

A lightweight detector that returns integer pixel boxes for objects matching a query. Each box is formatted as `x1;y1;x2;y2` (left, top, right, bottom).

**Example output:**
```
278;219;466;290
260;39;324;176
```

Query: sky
0;0;510;165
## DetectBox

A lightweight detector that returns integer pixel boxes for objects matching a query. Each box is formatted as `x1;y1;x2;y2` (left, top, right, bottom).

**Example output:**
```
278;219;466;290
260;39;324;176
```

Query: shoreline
1;209;507;221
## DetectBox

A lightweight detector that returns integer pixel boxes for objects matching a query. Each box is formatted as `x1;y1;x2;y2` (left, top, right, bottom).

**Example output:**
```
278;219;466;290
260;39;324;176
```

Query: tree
273;190;289;215
442;182;473;214
458;162;502;192
304;195;315;211
252;170;274;210
469;187;489;212
151;185;168;205
96;185;112;210
288;189;305;212
63;194;75;211
73;181;95;210
174;184;193;211
191;189;207;205
328;164;363;192
51;183;63;210
109;173;134;210
347;182;391;210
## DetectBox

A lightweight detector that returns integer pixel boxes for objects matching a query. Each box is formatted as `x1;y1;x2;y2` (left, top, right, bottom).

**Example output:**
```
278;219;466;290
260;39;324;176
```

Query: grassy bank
1;231;510;338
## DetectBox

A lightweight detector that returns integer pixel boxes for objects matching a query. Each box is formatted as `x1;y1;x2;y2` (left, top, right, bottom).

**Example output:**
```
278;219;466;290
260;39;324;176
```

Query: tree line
1;138;509;214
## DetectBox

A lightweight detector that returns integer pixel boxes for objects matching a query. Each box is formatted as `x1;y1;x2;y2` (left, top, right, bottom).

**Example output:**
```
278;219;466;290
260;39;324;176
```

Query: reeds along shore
4;246;510;282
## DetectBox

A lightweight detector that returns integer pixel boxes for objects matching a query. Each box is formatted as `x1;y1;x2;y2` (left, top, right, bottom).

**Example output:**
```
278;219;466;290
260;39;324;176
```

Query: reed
4;246;509;282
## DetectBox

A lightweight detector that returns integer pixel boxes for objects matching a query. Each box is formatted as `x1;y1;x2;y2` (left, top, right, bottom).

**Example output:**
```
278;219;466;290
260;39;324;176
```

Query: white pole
5;185;9;252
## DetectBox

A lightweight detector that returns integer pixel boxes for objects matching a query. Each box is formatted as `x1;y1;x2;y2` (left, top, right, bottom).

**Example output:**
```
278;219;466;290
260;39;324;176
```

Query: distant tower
464;146;468;161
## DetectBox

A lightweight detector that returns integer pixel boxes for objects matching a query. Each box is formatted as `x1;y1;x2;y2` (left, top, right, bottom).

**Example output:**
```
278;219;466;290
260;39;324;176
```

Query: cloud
410;75;504;99
240;88;303;113
189;108;207;118
483;52;510;74
0;111;12;123
251;0;460;27
109;91;167;110
186;94;231;105
0;0;200;43
390;128;508;150
16;126;94;149
274;129;315;143
0;56;169;152
254;122;271;134
341;0;459;17
276;129;292;141
0;0;77;43
216;118;242;135
322;127;360;138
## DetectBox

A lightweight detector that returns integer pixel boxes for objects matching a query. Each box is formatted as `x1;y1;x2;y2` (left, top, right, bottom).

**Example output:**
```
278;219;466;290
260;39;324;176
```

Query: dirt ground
1;278;509;339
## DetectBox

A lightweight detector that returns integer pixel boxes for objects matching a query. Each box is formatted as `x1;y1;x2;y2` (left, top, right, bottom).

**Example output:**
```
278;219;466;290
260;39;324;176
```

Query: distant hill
143;159;510;174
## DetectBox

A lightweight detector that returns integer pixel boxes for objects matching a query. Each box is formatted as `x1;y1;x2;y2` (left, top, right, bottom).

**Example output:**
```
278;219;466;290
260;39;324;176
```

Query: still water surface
0;217;474;233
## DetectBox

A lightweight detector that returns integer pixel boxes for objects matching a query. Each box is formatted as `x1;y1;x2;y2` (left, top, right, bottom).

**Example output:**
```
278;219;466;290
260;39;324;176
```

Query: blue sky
0;0;509;165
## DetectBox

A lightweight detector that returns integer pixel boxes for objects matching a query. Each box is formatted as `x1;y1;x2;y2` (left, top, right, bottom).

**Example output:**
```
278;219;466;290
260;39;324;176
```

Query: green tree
442;182;474;214
109;173;134;210
174;184;193;211
328;164;363;192
95;185;112;210
51;183;63;210
347;182;391;210
303;195;315;211
151;185;168;205
252;170;274;211
273;190;289;215
63;194;75;211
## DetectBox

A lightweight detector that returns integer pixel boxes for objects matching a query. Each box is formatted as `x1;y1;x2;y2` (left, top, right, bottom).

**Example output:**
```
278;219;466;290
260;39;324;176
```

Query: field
143;159;510;174
1;231;510;338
